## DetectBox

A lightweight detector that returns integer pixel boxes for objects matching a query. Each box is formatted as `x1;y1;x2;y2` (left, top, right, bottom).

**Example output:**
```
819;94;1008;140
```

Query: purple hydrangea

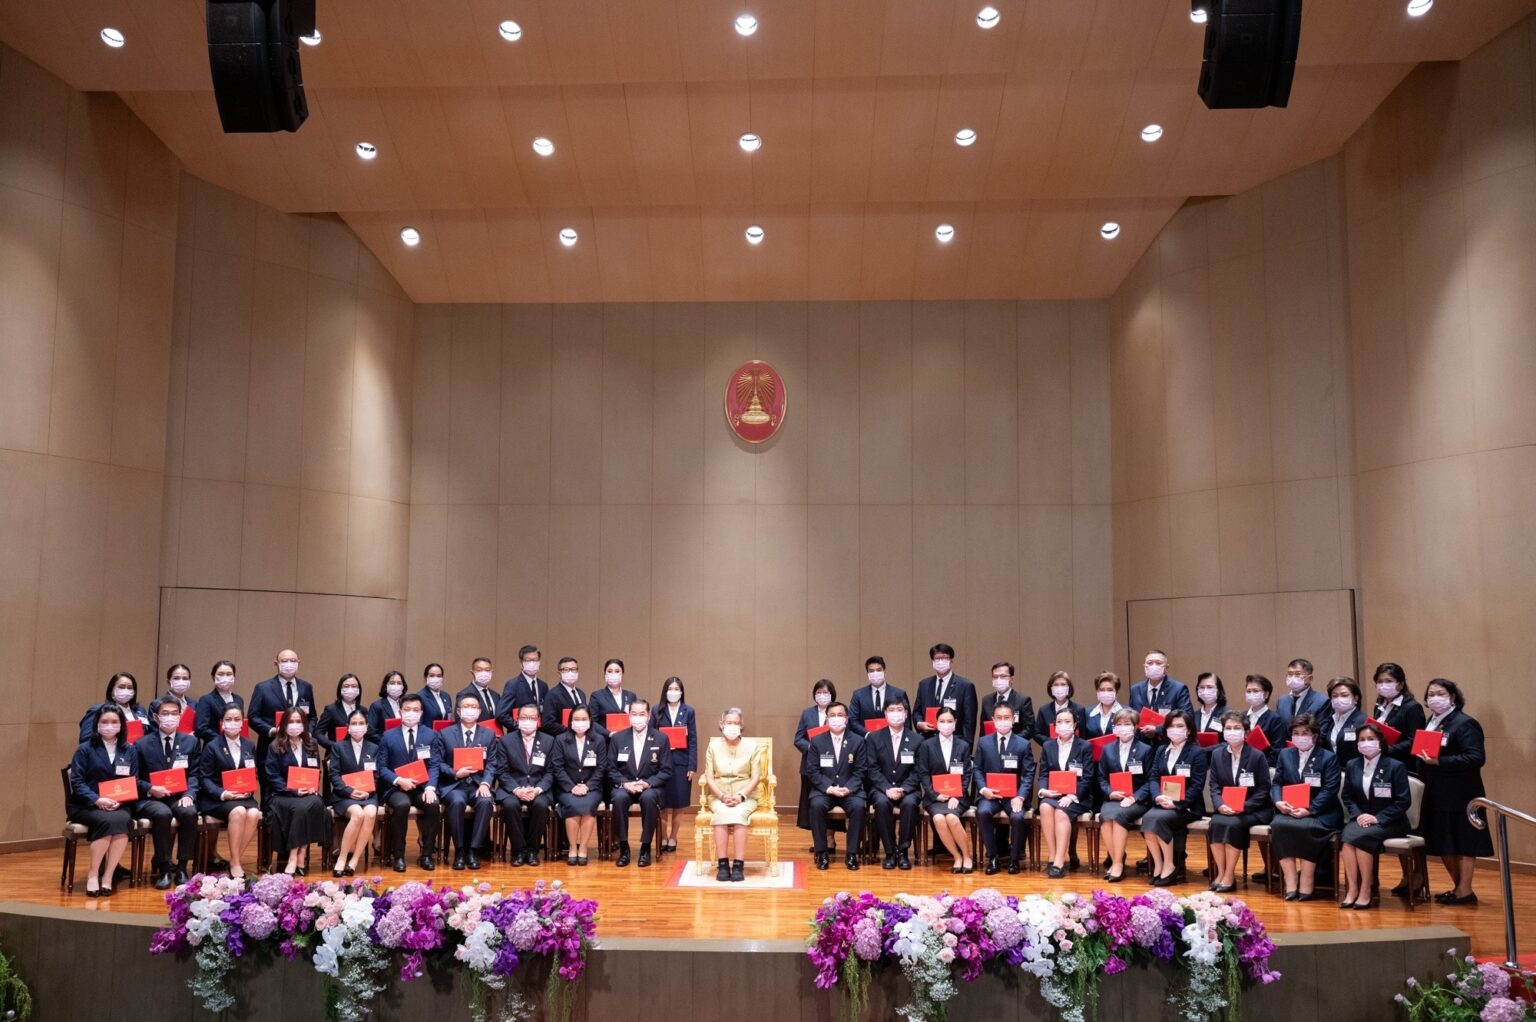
1477;963;1513;999
239;901;278;941
1481;997;1526;1022
851;916;884;961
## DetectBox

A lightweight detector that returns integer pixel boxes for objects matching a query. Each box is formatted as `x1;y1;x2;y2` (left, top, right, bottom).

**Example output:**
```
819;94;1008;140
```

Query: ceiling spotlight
976;6;1001;29
299;29;322;46
354;141;378;160
935;224;956;244
1190;3;1209;25
1140;124;1164;143
745;224;765;245
735;14;758;36
400;227;421;247
954;128;977;147
531;137;555;157
1406;0;1433;15
558;227;579;247
739;132;762;153
1100;222;1121;240
498;20;523;41
100;27;125;48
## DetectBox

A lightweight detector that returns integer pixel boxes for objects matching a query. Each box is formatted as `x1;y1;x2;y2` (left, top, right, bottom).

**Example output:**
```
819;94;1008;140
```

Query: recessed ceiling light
1140;124;1164;143
400;227;421;247
745;224;765;245
558;227;578;247
739;132;762;153
1100;222;1121;240
735;14;758;36
100;27;125;48
1190;6;1209;25
935;224;956;244
1406;0;1433;16
354;141;378;160
531;137;555;157
976;6;1001;29
498;20;523;41
954;128;977;147
299;29;322;46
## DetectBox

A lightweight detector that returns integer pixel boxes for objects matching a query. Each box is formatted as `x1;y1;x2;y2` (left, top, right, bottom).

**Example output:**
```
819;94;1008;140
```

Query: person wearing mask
1416;678;1491;906
1241;675;1287;766
1128;650;1194;742
1142;710;1208;886
455;657;502;729
264;707;329;875
68;705;138;897
541;656;587;736
702;707;762;882
848;656;909;738
1035;706;1095;878
1276;658;1330;727
162;663;196;719
434;694;497;870
918;707;973;874
247;649;314;799
1370;662;1426;768
1339;721;1411;909
978;661;1035;744
973;703;1035;875
1269;713;1342;901
914;643;978;744
1083;671;1125;741
806;702;868;871
325;709;379;877
196;704;263;879
377;694;442;872
493;703;554;866
653;676;697;854
1193;672;1228;735
195;660;243;744
1320;678;1368;767
1033;671;1086;752
316;674;365;752
866;697;922;870
1096;708;1153;882
503;645;549;725
416;662;454;727
795;680;838;844
552;705;605;866
78;672;151;744
367;670;409;742
589;659;638;741
1205;712;1274;893
134;697;201;889
607;698;671;868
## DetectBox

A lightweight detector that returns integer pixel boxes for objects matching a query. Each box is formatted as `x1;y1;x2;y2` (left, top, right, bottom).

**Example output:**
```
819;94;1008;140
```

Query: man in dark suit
416;663;454;727
1276;658;1329;727
606;698;671;867
913;642;979;745
973;702;1036;874
807;702;868;871
541;656;586;736
847;656;909;737
493;703;555;865
432;694;497;870
865;701;922;870
134;697;202;888
979;661;1035;745
455;656;502;728
377;695;442;872
247;648;315;799
502;645;549;731
1128;648;1194;741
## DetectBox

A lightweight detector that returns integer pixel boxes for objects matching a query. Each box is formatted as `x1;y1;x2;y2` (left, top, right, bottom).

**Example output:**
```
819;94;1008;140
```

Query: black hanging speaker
1197;0;1303;109
206;0;315;132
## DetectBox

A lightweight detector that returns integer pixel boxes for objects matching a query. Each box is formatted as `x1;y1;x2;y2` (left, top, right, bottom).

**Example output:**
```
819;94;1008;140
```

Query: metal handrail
1468;797;1534;969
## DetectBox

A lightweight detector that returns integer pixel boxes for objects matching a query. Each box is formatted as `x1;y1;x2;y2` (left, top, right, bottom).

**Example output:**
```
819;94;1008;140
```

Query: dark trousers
498;793;551;853
443;787;492;854
135;798;198;867
384;787;442;857
610;785;662;846
809;791;866;853
976;799;1028;859
871;790;918;854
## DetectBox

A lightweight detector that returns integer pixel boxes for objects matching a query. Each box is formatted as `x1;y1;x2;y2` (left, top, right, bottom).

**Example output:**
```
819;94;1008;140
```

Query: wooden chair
1382;775;1430;908
59;767;86;891
693;737;779;876
1187;785;1251;883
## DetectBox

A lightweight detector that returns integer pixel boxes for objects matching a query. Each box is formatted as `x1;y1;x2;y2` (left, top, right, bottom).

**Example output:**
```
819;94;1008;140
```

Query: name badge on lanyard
1002;756;1017;769
1373;783;1393;799
819;754;834;768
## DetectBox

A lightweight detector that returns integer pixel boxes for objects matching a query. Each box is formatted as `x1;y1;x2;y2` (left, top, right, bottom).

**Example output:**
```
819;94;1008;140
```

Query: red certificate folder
1371;719;1402;745
240;720;250;739
340;770;376;793
1138;707;1165;729
483;721;502;737
1108;771;1135;797
1047;723;1057;740
178;707;196;734
97;777;137;802
393;759;428;785
1281;783;1312;809
383;717;402;732
1411;729;1444;760
287;766;321;790
560;708;572;727
433;720;454;731
1196;731;1220;748
985;773;1018;798
1160;775;1187;801
1089;735;1116;761
453;746;485;772
606;712;629;732
334;727;348;742
125;719;145;743
923;707;939;727
1221;786;1249;812
150;768;188;794
660;726;687;750
982;721;996;736
1047;770;1079;795
806;724;830;740
863;717;889;732
222;767;258;795
1245;726;1271;752
931;773;963;798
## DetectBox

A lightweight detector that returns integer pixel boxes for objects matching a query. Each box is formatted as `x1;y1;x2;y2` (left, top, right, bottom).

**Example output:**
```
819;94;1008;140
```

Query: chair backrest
1405;775;1425;830
60;765;71;806
698;736;776;810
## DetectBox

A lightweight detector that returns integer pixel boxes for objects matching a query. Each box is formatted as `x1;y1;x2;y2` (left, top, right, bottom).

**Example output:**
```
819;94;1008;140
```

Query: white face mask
1376;682;1399;700
1055;723;1074;739
277;660;299;679
1096;689;1116;706
1165;726;1187;743
459;706;481;724
827;716;848;734
473;670;493;686
992;677;1010;692
222;720;243;737
401;710;422;727
666;690;682;703
629;714;648;730
1292;734;1314;752
560;671;578;684
158;715;181;735
214;673;235;691
993;719;1013;735
606;672;623;688
722;724;742;740
341;687;361;702
572;719;591;734
1331;696;1355;714
1425;694;1453;715
1113;723;1136;741
517;718;539;735
113;687;134;705
1245;691;1266;708
169;677;191;695
1051;686;1069;701
867;671;884;685
814;692;831;707
1145;663;1166;682
932;659;950;675
386;683;404;699
348;724;368;740
523;661;540;676
286;722;305;737
426;675;444;690
1198;687;1218;704
1357;739;1381;758
1224;729;1245;746
886;711;906;728
98;722;120;739
1285;675;1307;693
937;721;955;737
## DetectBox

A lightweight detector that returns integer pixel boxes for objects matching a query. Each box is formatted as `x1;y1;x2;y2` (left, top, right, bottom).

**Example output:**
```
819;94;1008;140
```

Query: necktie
936;680;946;705
464;729;473;746
999;737;1006;759
285;681;295;706
406;728;415;754
1149;686;1159;706
874;688;882;712
165;736;174;761
480;688;494;715
832;738;841;763
573;687;582;706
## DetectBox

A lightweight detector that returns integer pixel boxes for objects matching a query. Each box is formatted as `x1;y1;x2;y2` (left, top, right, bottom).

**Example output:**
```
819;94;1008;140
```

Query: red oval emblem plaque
724;360;787;444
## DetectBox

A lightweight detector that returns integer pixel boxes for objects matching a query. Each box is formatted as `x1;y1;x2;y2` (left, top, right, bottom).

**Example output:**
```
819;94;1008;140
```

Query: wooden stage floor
2;817;1526;957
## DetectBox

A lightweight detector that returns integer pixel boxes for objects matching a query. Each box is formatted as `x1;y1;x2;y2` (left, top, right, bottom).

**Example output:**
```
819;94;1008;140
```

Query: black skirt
1142;807;1199;842
1098;799;1149;827
659;750;693;809
1341;817;1408;855
1038;795;1089;820
558;790;603;816
330;794;379;816
1269;815;1333;861
203;798;258;821
69;806;132;840
1422;809;1494;857
268;793;331;852
1207;810;1271;850
925;797;972;817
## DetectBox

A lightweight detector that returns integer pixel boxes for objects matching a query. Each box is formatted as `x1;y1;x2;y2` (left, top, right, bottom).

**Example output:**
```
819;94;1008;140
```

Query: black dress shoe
1007;858;1021;875
985;858;1000;875
113;865;131;883
511;851;525;867
883;855;897;870
1106;871;1124;883
1068;855;1081;872
1389;882;1409;897
1212;883;1236;894
615;845;631;867
175;867;190;885
527;851;540;866
154;872;174;890
730;859;745;882
717;858;731;882
466;853;480;870
1170;868;1187;885
577;855;588;866
1046;865;1065;879
452;856;466;871
393;858;407;873
1283;890;1300;902
333;866;346;878
1250;870;1269;883
344;866;355;876
419;855;436;871
897;852;912;871
638;846;652;867
1440;892;1478;906
815;852;830;871
845;855;860;871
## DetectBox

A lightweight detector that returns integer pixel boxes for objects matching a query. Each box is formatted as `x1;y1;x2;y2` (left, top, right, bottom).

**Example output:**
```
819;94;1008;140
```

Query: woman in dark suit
325;708;379;877
1035;706;1096;878
78;672;152;744
67;705;137;897
1082;672;1125;741
1143;710;1208;886
552;705;606;866
1033;671;1087;751
794;679;837;847
366;670;408;742
1239;674;1287;767
1193;672;1228;735
1205;712;1274;892
1270;712;1342;901
195;660;243;744
919;707;974;874
1416;678;1491;906
1340;721;1411;909
264;707;330;875
1371;662;1426;768
197;702;262;878
652;676;698;854
1097;708;1153;882
316;674;365;752
1320;678;1368;767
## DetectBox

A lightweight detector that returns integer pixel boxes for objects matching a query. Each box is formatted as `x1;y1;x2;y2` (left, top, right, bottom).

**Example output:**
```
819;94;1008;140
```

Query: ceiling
3;0;1533;302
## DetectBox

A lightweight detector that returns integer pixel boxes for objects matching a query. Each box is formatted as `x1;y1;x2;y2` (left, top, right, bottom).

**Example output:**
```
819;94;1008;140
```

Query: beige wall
0;45;179;840
405;300;1114;785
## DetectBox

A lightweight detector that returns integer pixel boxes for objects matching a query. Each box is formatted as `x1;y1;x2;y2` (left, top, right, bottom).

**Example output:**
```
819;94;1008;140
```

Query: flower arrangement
1396;948;1536;1022
0;937;34;1021
807;887;1279;1022
151;874;598;1022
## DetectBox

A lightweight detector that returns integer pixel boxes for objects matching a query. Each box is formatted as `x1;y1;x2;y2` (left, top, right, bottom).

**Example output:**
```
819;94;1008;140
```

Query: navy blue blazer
1129;677;1194;717
492;730;555;795
1081;702;1126;741
978;689;1035;744
247;676;316;750
1418;709;1488;813
326;738;381;806
1148;741;1209;816
588;687;639;740
455;684;503;723
914;675;979;745
917;736;973;802
540;684;587;736
432;724;496;794
865;727;925;796
195;736;258;810
77;702;151;744
134;730;202;800
794;706;828;773
1372;696;1427;766
971;731;1035;801
194;691;244;744
1342;755;1411;830
263;741;323;796
1033;701;1087;749
366;698;405;743
1204;742;1274;816
68;738;139;810
1096;738;1155;803
1035;737;1096;804
1270;745;1343;830
415;686;455;727
1194;703;1229;735
315;701;364;751
652;702;699;773
1320;708;1369;766
605;727;672;789
503;674;550;717
1241;707;1288;767
807;730;866;794
847;684;910;737
376;724;435;792
552;732;607;793
1275;687;1330;728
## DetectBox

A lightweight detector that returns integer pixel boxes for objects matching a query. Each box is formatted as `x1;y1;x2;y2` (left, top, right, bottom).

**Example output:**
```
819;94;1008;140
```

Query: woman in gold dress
703;707;761;882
